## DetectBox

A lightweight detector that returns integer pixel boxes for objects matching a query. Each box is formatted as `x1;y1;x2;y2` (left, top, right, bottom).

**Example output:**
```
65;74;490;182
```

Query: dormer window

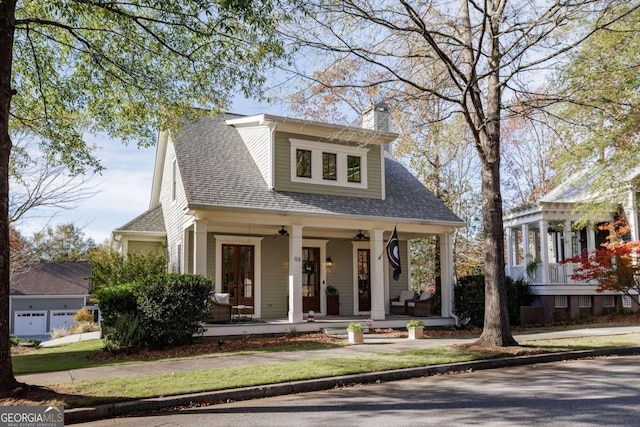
347;155;361;183
296;149;312;178
290;138;368;189
323;152;337;181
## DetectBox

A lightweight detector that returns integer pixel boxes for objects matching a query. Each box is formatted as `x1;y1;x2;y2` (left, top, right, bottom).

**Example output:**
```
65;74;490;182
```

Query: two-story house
504;177;640;323
112;105;464;331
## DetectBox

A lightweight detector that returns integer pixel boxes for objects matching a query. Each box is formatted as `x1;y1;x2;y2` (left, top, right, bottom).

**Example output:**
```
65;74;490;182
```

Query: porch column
539;219;549;285
563;220;572;261
370;228;385;320
505;226;513;276
182;228;190;274
193;220;207;276
288;225;304;323
522;224;530;267
587;226;596;252
439;232;453;318
628;191;639;241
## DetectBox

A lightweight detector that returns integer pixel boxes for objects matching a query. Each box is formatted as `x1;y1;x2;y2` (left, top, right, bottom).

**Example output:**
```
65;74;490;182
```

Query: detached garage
10;261;94;338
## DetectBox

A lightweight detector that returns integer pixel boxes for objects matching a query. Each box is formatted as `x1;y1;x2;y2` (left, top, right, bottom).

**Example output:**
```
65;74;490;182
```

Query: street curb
64;346;640;424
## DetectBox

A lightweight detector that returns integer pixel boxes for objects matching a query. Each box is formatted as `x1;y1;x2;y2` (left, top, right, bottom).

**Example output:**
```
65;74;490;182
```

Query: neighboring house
113;105;464;324
504;178;640;323
9;261;95;337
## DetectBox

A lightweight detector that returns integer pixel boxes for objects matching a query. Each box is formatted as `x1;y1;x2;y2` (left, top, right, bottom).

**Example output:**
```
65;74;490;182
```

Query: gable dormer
227;106;396;200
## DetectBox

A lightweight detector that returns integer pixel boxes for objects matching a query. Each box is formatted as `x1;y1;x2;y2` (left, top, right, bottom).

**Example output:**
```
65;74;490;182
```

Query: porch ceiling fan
268;226;289;238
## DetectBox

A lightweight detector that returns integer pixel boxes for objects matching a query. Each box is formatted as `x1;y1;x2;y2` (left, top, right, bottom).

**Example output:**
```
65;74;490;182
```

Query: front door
302;247;320;313
222;244;254;311
357;249;371;311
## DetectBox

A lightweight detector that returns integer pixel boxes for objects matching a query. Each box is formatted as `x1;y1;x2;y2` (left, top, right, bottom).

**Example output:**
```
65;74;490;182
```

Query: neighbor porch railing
507;263;595;285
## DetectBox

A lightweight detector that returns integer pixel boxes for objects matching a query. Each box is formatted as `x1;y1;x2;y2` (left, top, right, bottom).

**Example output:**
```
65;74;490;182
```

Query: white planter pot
348;330;364;344
408;326;424;340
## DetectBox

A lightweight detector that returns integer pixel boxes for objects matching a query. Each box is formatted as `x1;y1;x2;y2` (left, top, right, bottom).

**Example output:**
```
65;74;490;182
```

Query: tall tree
552;6;640;219
0;0;294;397
284;0;639;346
30;223;95;262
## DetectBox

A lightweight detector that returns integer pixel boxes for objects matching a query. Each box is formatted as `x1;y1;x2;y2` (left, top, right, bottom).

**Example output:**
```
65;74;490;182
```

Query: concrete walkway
16;325;640;386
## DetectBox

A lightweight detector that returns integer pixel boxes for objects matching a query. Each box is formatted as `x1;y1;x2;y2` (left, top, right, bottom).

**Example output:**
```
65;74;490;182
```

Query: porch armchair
206;293;232;323
407;291;433;316
390;290;417;315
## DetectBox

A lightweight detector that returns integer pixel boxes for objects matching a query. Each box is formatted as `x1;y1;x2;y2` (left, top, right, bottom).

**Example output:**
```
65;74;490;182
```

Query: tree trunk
475;2;517;347
0;0;21;397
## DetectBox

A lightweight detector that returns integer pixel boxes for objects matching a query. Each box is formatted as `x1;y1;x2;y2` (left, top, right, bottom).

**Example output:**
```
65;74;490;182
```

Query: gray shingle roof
172;114;462;224
10;261;92;296
115;205;165;233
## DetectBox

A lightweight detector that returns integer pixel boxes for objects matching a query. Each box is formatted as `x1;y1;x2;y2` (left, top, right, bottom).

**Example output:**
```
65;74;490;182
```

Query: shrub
50;327;69;339
73;308;93;323
454;274;534;328
347;322;363;332
103;312;145;353
95;282;138;328
406;319;424;329
135;273;213;348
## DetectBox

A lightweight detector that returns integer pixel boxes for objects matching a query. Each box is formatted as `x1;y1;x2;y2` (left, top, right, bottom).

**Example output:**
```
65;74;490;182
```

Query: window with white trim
290;138;368;189
578;295;592;308
622;295;633;308
554;295;568;308
602;295;615;308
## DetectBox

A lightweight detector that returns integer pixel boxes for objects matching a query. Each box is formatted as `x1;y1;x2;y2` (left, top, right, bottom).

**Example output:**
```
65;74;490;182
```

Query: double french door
222;244;254;309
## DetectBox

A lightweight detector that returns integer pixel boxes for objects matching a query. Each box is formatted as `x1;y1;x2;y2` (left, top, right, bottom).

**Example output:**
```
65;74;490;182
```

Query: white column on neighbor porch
288;225;304;323
505;226;513;276
629;191;640;241
439;232;453;318
587;226;596;252
193;220;207;276
563;220;572;261
522;224;530;267
538;219;549;284
369;228;386;320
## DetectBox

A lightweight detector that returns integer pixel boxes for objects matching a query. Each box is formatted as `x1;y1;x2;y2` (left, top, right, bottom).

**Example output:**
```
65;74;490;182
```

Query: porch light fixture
278;226;289;237
355;230;366;240
326;257;333;267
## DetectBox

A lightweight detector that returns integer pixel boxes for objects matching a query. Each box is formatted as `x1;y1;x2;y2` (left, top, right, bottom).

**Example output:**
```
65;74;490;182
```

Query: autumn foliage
565;218;640;295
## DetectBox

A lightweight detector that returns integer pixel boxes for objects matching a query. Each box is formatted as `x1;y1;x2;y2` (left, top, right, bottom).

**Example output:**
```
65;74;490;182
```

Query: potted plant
326;285;339;315
406;319;424;340
347;322;364;344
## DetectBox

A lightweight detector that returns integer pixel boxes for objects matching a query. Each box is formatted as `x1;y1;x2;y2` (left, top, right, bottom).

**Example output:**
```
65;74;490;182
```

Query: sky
14;96;289;244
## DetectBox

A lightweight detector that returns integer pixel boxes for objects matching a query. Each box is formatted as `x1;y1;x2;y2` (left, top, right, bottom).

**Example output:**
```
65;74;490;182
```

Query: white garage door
14;311;47;336
50;311;78;331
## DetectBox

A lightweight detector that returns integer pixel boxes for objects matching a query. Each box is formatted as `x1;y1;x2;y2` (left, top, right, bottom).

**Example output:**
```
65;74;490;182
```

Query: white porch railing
507;263;595;285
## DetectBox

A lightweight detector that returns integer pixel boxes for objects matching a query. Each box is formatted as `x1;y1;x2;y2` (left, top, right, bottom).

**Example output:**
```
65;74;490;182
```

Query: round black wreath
302;260;316;275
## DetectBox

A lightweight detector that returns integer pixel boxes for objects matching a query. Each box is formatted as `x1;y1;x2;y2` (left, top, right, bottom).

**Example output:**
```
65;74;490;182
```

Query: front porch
201;314;456;337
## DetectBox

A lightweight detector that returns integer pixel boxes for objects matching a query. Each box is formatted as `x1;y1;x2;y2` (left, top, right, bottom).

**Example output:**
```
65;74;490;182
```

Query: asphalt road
77;354;640;426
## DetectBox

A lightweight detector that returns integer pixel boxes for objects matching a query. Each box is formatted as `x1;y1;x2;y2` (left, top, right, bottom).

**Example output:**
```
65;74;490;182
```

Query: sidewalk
16;325;640;386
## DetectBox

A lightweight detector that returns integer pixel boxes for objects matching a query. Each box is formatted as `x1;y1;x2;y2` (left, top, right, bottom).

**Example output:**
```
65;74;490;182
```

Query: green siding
274;131;383;199
388;240;410;300
128;241;163;253
326;240;355;315
260;237;289;318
